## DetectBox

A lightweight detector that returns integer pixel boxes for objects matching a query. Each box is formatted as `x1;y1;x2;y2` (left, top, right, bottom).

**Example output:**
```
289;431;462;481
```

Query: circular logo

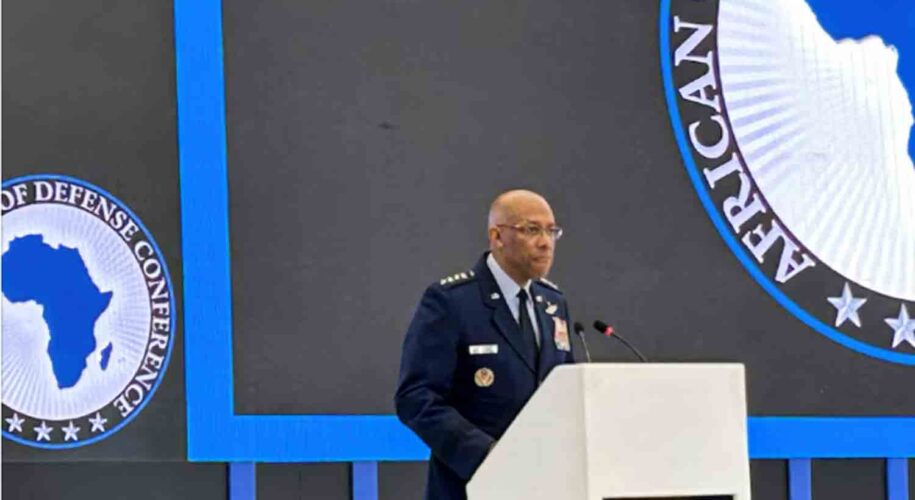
661;0;915;364
2;175;175;448
474;367;495;388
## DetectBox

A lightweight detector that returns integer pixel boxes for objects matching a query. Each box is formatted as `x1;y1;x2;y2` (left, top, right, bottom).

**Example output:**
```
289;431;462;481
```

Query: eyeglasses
497;224;564;241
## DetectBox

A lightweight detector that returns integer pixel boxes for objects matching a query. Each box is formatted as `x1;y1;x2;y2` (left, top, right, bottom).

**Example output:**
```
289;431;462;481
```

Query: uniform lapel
475;255;537;374
533;288;557;380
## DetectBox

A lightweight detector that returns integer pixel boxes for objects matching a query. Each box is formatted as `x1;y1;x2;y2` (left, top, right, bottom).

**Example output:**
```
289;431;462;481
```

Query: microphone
593;320;648;362
572;322;593;363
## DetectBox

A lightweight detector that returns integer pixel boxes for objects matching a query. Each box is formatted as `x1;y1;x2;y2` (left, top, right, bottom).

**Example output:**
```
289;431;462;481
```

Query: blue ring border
174;0;915;461
1;173;177;450
659;0;915;366
660;0;915;457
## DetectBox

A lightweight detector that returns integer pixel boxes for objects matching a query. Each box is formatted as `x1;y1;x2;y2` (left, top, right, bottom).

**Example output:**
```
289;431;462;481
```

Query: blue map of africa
3;234;114;389
806;0;915;162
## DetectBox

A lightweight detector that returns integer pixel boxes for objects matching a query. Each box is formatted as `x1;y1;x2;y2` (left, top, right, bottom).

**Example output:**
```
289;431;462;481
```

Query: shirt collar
487;253;532;301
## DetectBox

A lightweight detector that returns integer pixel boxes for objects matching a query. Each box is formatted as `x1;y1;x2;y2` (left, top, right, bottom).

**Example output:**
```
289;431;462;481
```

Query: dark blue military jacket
395;253;575;500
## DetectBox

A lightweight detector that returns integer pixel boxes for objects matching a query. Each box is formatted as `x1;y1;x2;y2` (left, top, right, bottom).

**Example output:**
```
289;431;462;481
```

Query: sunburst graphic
2;204;151;420
717;0;915;301
2;175;174;448
663;0;915;363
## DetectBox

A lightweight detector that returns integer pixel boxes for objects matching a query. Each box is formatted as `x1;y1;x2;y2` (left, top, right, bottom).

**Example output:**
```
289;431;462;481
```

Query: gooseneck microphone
572;322;593;363
593;320;648;362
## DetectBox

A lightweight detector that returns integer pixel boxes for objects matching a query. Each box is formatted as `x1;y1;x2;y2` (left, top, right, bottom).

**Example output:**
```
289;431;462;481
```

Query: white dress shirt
486;253;541;347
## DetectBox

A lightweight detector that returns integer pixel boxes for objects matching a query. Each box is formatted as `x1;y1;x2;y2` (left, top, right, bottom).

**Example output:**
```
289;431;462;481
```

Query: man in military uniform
395;189;575;500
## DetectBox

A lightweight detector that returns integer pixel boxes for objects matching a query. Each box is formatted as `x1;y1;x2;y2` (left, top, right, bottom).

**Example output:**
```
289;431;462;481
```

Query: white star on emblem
89;413;108;433
34;421;53;442
827;283;867;328
885;304;915;349
62;421;80;442
5;413;25;433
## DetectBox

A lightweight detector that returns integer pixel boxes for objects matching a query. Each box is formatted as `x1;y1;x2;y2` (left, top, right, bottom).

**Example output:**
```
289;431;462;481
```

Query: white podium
466;364;751;500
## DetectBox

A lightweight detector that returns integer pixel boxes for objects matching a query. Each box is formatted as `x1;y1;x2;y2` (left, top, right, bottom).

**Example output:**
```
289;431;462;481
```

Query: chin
531;266;552;280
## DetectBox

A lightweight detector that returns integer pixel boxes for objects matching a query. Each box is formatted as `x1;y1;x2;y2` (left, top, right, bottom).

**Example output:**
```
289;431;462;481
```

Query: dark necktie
517;289;539;367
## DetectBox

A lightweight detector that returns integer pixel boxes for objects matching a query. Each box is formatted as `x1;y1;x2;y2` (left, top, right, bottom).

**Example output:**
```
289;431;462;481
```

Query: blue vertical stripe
173;0;238;460
229;463;256;500
789;459;812;500
352;461;379;500
887;458;909;500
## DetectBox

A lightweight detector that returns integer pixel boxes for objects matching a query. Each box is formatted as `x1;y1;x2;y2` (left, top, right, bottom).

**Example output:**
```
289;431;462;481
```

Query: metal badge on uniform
474;367;495;387
552;317;571;351
469;344;499;355
545;302;558;315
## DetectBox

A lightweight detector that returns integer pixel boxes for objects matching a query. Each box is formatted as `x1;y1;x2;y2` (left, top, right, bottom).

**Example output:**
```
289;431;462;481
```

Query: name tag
469;344;499;355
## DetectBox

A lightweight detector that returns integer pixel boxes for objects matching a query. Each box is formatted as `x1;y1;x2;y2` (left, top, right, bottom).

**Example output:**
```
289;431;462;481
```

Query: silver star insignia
62;421;80;442
5;413;24;433
34;421;53;442
885;304;915;349
89;413;108;433
827;283;867;328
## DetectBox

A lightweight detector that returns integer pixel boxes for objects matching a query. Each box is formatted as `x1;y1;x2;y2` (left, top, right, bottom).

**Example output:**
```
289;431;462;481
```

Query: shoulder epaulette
439;270;476;288
537;277;562;293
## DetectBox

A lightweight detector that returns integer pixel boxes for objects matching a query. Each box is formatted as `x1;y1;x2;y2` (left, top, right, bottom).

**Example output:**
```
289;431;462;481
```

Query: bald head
487;190;552;229
487;190;558;284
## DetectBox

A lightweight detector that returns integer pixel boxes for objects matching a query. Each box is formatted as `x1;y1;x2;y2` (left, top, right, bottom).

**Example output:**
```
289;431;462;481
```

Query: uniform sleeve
394;285;495;481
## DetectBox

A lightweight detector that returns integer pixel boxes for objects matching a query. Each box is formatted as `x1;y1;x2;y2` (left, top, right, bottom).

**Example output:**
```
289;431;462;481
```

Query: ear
488;227;502;249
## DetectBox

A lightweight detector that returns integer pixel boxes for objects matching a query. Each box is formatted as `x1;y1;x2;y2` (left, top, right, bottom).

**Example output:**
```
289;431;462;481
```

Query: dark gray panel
2;462;225;500
2;0;182;460
380;461;426;500
910;459;914;499
750;460;787;500
812;459;885;500
256;463;350;500
224;0;915;416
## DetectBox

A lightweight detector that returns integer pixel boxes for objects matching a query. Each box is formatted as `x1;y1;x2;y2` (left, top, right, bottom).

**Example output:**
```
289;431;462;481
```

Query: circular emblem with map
661;0;915;364
1;174;175;448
